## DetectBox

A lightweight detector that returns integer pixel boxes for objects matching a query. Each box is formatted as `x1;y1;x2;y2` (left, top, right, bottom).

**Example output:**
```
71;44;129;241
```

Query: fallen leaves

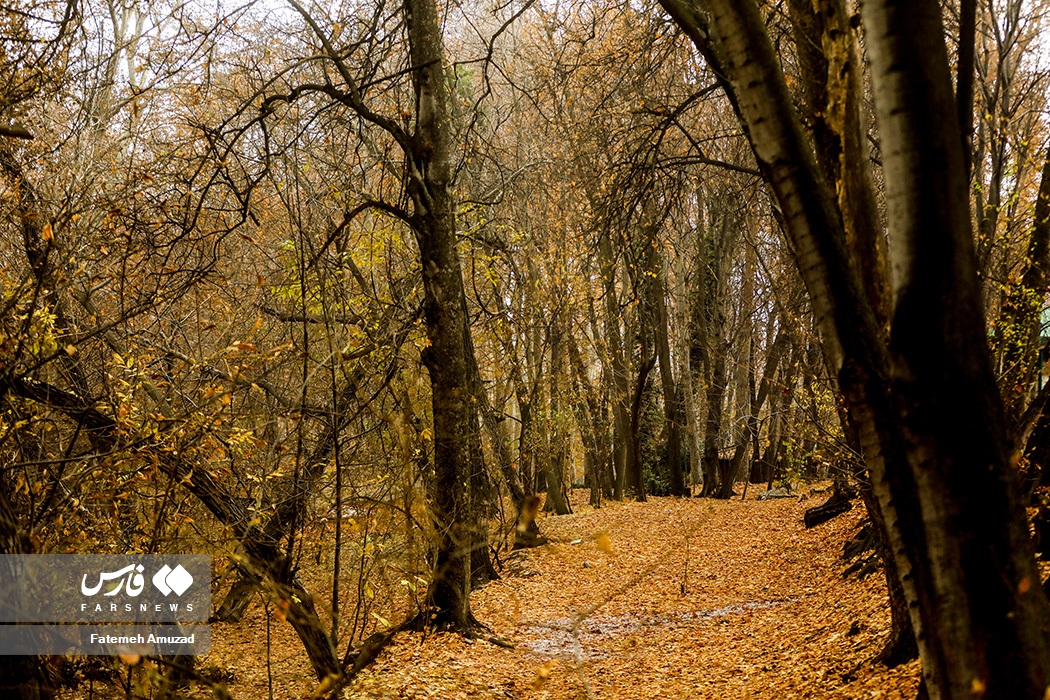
194;488;921;699
531;660;558;690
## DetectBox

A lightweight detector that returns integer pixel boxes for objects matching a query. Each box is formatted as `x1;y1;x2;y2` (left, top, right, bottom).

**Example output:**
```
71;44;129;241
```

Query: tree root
317;606;514;699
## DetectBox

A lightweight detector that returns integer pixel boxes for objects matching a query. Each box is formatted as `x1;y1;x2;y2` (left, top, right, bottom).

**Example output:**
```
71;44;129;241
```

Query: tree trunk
702;345;729;496
652;246;688;496
542;316;572;515
665;1;1050;696
862;3;1050;693
567;331;609;508
405;0;485;631
598;230;632;501
726;325;791;497
782;0;917;665
628;353;656;501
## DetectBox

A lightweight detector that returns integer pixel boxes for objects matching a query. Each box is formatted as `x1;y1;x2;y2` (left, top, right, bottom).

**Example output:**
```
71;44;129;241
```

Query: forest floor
201;486;921;700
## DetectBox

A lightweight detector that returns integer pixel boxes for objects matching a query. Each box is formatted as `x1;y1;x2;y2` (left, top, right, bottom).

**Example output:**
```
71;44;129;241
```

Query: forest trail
330;491;922;699
200;491;923;699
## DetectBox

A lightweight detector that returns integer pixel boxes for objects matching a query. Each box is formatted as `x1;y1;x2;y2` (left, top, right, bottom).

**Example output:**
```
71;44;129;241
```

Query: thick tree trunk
956;0;977;178
862;4;1050;694
860;485;919;667
405;0;485;632
781;0;917;664
785;0;888;324
666;1;1050;697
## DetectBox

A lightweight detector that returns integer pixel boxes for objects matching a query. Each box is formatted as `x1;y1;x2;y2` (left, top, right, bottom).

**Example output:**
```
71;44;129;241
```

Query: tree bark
783;0;916;663
567;331;610;507
542;316;572;515
652;247;689;497
628;353;656;501
405;0;486;631
598;230;632;500
862;2;1050;692
701;345;728;497
664;1;1050;696
728;325;791;497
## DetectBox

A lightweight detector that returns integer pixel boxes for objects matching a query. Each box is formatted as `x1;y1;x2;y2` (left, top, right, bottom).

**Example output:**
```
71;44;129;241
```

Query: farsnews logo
81;564;193;598
152;564;193;596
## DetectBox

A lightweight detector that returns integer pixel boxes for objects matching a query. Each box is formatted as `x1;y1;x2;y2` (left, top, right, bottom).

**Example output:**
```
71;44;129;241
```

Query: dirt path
342;494;920;699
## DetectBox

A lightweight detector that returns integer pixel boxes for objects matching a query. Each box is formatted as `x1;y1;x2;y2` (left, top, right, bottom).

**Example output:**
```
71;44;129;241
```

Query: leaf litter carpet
158;490;924;699
339;492;920;699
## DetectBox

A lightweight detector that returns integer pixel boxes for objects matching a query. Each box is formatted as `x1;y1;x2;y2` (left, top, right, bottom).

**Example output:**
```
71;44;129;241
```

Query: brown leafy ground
335;492;920;700
63;489;922;699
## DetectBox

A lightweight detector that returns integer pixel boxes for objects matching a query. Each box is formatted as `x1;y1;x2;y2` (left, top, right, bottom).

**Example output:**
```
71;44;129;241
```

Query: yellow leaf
41;223;53;241
532;660;557;690
310;673;342;699
596;533;615;555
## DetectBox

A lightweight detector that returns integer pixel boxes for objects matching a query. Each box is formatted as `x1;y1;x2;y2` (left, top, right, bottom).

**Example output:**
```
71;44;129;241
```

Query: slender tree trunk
567;332;609;508
652;246;688;496
729;325;792;497
598;230;632;500
628;353;656;501
702;343;729;496
542;316;572;515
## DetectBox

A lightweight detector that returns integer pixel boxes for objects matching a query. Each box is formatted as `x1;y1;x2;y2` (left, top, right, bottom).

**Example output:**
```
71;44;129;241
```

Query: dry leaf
532;660;558;690
310;673;342;699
